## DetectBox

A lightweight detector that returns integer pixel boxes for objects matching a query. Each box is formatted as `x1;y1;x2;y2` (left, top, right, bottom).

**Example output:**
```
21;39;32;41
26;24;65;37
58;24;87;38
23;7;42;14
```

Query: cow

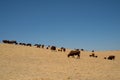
61;47;66;52
26;43;32;47
58;49;62;52
89;53;98;58
2;40;17;44
2;40;9;43
41;45;44;48
104;55;115;60
68;49;80;58
51;46;56;51
19;43;26;46
34;44;41;48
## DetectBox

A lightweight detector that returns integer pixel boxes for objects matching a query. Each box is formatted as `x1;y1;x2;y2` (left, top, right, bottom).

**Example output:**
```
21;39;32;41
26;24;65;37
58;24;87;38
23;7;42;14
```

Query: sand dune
0;43;120;80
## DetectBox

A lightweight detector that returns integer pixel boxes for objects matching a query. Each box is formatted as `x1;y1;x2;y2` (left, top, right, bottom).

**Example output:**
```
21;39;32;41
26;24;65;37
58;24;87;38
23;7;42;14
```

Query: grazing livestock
41;45;44;48
104;55;115;60
19;43;26;46
61;47;66;52
51;46;56;51
26;43;32;47
92;50;94;52
34;44;41;48
2;40;17;44
37;44;41;48
46;45;50;49
89;53;95;57
58;47;66;52
89;53;97;58
68;50;80;58
81;49;84;51
58;49;62;52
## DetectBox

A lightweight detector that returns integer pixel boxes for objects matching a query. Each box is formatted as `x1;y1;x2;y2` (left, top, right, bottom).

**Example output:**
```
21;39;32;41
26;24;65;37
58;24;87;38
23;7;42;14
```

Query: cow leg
77;54;80;59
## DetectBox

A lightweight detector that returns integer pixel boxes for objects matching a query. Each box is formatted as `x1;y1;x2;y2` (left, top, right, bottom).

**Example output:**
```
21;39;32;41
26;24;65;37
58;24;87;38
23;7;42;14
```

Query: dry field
0;43;120;80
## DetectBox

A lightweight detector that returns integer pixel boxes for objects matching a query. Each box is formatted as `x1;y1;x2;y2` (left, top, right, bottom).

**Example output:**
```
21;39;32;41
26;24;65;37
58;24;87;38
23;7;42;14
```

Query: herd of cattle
2;40;115;60
2;40;66;52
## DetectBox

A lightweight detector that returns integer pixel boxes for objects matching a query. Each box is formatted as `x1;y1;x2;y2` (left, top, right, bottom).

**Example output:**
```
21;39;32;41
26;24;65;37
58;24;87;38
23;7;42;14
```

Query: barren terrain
0;44;120;80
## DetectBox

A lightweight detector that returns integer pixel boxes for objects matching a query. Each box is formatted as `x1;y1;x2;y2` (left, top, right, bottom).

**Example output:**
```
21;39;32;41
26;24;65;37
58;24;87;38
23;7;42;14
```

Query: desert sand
0;43;120;80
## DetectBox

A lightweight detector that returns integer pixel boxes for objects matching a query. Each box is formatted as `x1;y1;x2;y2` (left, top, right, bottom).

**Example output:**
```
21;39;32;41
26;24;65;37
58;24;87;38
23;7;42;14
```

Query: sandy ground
0;43;120;80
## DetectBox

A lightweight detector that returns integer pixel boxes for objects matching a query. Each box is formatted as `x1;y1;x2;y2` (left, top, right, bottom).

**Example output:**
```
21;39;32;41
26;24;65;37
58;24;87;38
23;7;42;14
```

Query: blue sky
0;0;120;50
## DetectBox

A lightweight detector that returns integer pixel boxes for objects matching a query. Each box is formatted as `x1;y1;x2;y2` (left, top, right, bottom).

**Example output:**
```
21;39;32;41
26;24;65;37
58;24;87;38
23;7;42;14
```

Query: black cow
26;43;32;47
68;50;80;58
2;40;9;43
41;45;44;48
2;40;17;44
105;55;115;60
51;46;56;51
34;44;41;48
19;43;26;46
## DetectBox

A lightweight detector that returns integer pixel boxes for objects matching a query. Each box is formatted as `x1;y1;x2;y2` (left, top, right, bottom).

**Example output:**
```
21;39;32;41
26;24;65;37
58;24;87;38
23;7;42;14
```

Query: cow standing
68;49;81;58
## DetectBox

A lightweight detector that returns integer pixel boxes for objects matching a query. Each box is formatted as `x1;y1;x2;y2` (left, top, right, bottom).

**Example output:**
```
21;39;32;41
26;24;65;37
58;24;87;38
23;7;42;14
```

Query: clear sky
0;0;120;50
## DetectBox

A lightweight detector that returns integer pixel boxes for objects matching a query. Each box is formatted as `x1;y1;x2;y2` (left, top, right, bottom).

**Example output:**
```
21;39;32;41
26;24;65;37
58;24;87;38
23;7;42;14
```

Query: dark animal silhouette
19;43;26;46
68;50;80;58
26;43;32;47
2;40;9;43
61;47;66;52
89;53;98;58
92;50;94;52
81;49;84;51
2;40;17;44
46;45;50;49
51;46;56;51
104;55;115;60
58;49;62;52
34;44;41;48
41;45;44;48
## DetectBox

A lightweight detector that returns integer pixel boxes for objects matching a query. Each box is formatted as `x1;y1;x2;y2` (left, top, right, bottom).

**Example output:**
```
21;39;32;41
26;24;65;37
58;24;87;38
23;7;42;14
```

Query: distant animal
61;47;66;52
51;46;56;51
81;49;84;51
2;40;9;43
89;53;95;57
26;43;32;47
34;44;41;48
92;50;94;52
2;40;17;44
41;45;44;48
104;55;115;60
19;43;26;46
89;53;98;58
46;45;50;49
58;49;62;52
68;50;80;58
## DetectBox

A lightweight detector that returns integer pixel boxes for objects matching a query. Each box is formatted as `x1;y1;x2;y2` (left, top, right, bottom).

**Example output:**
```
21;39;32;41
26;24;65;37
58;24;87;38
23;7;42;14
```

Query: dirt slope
0;44;120;80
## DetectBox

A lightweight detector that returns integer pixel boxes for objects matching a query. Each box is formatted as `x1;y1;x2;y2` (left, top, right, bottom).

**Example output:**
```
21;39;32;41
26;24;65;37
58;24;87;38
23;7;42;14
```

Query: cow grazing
68;50;81;58
89;53;98;58
58;49;62;52
104;55;115;60
61;47;66;52
2;40;17;44
41;45;44;48
89;53;95;57
19;43;26;46
34;44;41;48
51;46;56;51
2;40;9;43
26;43;32;47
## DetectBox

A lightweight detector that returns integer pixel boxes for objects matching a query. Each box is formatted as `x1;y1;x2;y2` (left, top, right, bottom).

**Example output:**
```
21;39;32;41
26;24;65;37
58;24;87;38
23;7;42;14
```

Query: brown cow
68;49;80;58
104;55;115;60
